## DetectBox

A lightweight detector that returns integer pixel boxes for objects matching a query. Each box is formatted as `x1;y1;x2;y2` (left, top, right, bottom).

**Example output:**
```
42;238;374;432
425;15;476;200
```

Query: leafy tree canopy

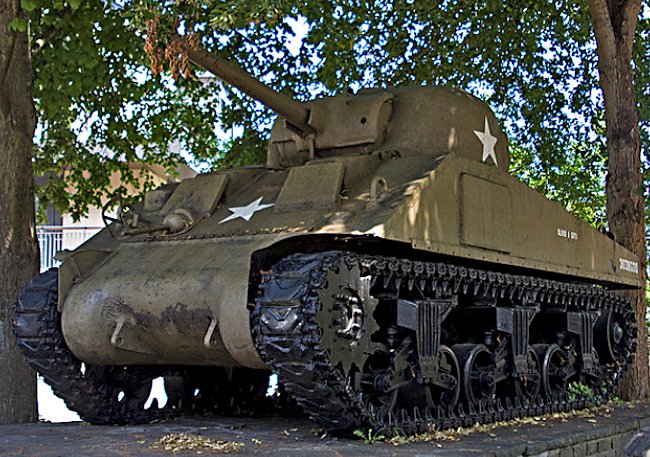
31;0;649;237
30;1;234;219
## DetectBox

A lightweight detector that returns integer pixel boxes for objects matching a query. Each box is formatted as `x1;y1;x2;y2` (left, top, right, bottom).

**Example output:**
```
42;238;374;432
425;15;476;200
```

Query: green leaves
353;428;386;444
29;0;650;233
8;17;27;32
30;2;211;218
20;0;37;12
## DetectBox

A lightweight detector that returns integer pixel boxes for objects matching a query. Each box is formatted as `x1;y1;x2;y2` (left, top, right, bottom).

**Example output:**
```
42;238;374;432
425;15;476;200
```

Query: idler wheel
533;344;568;398
453;344;497;406
594;310;627;364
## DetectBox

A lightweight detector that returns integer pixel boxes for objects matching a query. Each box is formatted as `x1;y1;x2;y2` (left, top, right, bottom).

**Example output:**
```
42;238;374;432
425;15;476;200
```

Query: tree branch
589;0;617;68
31;7;77;57
620;0;642;59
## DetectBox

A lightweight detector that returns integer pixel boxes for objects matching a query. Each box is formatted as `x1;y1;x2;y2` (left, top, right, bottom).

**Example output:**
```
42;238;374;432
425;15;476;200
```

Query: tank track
252;251;636;436
13;269;172;424
13;269;274;424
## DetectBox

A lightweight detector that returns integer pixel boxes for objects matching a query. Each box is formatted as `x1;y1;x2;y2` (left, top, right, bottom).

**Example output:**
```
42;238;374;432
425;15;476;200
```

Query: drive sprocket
252;250;636;436
315;261;380;380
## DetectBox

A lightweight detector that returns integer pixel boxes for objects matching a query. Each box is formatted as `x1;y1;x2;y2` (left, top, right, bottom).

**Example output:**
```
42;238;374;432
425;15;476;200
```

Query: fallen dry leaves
154;433;245;454
388;404;614;445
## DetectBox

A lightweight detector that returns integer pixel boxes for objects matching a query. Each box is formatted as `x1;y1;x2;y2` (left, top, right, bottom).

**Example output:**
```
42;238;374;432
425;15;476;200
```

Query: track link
13;269;169;424
252;251;636;436
13;269;279;424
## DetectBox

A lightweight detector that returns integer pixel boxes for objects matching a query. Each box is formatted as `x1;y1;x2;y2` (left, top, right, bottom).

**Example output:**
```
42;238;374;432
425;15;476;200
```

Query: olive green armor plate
58;88;640;368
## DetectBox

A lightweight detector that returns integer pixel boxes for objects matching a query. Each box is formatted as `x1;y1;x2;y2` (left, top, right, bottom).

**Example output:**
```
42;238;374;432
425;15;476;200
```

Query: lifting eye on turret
360;117;367;124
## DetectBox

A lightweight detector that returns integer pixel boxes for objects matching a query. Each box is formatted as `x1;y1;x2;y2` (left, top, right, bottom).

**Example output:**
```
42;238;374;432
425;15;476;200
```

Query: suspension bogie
253;250;636;435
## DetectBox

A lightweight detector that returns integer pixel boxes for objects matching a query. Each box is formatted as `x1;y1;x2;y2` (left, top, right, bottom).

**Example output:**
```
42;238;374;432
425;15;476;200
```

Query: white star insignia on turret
218;197;274;224
473;117;499;167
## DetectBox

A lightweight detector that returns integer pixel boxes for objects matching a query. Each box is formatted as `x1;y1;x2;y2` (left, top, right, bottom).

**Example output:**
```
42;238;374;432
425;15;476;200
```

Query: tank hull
15;82;642;434
59;153;640;368
62;235;281;368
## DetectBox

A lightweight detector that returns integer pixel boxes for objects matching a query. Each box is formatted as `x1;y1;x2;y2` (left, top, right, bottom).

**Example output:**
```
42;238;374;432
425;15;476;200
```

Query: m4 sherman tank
14;45;640;435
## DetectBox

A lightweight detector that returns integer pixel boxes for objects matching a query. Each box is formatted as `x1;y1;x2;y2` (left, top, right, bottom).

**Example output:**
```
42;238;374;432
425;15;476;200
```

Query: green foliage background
29;0;649;246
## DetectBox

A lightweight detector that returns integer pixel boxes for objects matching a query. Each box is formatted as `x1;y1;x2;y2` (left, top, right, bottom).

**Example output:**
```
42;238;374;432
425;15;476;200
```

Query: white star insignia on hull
219;197;275;224
473;117;499;167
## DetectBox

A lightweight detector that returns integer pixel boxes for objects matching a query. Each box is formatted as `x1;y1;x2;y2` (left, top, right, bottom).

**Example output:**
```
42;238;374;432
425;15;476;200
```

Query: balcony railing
36;226;102;272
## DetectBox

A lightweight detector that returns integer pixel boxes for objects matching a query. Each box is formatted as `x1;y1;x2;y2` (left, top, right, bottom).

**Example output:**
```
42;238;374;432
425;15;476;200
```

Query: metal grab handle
370;176;388;202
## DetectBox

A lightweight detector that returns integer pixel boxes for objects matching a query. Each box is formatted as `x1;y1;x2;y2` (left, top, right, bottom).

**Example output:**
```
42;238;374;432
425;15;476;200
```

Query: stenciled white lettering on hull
619;258;639;274
556;228;578;240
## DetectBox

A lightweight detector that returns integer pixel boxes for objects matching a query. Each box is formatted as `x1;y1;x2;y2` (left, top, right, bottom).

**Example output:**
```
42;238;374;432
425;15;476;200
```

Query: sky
38;376;168;423
38;374;278;423
38;377;80;422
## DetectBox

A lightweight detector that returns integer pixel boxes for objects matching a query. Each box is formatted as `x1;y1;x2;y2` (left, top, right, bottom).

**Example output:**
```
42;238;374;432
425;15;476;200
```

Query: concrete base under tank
1;401;649;456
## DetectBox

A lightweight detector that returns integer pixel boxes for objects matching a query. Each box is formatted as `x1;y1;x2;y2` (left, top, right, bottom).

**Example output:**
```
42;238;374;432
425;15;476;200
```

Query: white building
37;162;196;271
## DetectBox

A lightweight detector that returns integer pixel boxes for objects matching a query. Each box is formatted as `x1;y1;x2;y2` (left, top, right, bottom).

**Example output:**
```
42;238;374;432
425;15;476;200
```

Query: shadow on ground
2;401;650;456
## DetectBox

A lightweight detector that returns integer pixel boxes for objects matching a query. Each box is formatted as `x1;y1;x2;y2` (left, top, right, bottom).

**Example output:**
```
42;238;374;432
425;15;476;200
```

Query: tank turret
188;46;509;170
14;44;640;437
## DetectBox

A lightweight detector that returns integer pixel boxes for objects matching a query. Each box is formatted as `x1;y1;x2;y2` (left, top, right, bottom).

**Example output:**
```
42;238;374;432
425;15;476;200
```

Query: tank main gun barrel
186;46;315;135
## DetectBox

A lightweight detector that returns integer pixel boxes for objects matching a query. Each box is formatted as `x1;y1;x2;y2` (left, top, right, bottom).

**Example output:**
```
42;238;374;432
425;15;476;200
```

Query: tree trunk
588;0;648;400
0;1;40;423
